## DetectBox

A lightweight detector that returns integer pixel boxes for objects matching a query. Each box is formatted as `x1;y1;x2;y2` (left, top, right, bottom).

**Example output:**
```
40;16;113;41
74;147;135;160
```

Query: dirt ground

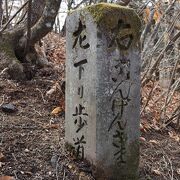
0;34;179;180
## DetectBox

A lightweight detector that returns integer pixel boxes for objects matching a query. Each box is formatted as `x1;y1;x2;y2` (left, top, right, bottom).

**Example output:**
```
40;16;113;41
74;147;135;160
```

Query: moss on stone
86;3;141;46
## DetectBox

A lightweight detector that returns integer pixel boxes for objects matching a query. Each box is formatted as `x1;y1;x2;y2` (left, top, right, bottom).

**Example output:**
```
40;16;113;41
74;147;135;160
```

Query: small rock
20;171;24;175
79;172;88;180
0;176;16;180
177;168;180;175
1;103;17;113
50;155;58;168
68;164;73;169
24;149;30;153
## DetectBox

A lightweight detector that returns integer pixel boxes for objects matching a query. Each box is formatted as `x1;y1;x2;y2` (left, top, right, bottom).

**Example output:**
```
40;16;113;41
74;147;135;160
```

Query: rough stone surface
65;3;141;179
1;103;18;113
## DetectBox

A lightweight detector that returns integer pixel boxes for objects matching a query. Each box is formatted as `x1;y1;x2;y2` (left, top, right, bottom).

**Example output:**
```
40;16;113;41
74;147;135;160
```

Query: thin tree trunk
30;0;45;27
0;0;2;27
5;0;9;23
18;0;61;48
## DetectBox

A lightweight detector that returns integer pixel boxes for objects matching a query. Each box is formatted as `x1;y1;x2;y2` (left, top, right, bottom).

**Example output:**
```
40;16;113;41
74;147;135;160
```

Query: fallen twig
63;169;65;180
160;56;179;119
0;95;5;107
36;88;46;104
0;68;9;76
141;80;156;115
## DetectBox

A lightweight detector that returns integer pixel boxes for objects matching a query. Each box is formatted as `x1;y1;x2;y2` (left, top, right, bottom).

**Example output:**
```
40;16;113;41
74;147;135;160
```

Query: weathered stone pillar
65;3;141;179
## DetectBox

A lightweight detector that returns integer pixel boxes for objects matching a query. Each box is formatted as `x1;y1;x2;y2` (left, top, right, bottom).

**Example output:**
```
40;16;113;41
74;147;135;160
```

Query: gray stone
1;103;18;113
65;3;141;179
50;155;59;168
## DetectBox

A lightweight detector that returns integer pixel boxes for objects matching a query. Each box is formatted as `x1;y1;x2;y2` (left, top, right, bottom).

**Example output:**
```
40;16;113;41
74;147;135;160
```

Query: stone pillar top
70;3;141;49
69;3;142;52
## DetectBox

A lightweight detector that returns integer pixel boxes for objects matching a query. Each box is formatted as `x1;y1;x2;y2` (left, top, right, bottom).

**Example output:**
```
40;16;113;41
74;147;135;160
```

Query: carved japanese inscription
73;20;90;49
108;19;134;165
109;19;133;50
71;19;90;159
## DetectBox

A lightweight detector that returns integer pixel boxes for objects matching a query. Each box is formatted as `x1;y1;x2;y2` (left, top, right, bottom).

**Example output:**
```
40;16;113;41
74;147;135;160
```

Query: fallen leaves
51;106;62;116
168;131;180;142
0;152;5;168
0;152;5;162
149;139;159;145
177;168;180;175
45;124;59;129
140;123;146;132
43;122;59;130
46;82;60;96
141;81;180;131
0;176;15;180
152;169;162;175
140;136;146;142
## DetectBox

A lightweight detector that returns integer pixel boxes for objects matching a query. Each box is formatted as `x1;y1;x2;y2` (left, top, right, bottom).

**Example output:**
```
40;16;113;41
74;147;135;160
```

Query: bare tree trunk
5;0;9;23
159;1;177;89
116;0;131;6
31;0;45;26
0;0;3;27
0;0;61;80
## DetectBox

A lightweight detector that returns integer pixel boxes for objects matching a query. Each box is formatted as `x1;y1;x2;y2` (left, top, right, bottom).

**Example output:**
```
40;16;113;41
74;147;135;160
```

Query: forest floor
0;33;179;180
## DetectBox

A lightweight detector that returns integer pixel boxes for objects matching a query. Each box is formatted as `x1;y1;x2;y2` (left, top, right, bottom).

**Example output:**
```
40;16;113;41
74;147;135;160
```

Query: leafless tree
0;0;61;80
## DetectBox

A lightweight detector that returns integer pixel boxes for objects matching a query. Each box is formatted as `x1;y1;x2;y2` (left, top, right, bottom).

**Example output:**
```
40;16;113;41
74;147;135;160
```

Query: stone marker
65;3;141;179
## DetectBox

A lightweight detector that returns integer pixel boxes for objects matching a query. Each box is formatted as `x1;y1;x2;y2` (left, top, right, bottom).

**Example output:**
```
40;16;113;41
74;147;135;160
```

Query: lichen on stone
87;4;140;34
84;3;141;49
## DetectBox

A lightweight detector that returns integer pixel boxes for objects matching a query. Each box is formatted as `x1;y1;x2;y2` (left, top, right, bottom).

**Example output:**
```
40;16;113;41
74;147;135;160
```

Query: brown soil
0;34;179;180
140;129;179;180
